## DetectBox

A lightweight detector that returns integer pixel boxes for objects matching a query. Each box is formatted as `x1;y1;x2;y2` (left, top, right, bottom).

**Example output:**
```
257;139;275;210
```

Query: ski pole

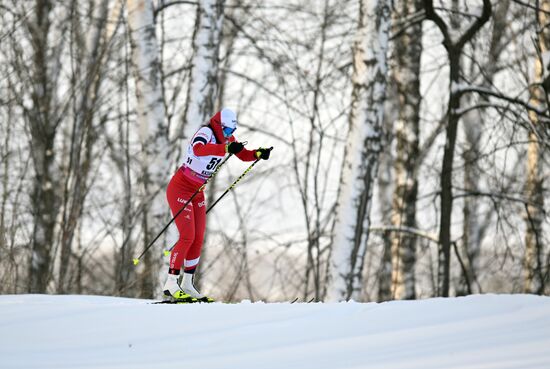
165;147;272;253
133;154;233;265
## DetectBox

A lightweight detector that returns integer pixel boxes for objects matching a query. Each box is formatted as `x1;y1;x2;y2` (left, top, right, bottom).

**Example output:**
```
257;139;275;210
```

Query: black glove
226;141;244;154
255;147;271;160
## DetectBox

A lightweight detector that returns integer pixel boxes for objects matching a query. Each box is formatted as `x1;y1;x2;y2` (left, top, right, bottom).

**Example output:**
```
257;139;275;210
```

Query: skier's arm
192;141;226;157
235;147;257;161
193;140;254;158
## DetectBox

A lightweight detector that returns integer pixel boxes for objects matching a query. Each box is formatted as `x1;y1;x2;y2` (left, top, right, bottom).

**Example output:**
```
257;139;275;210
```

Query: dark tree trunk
27;0;60;293
423;0;492;297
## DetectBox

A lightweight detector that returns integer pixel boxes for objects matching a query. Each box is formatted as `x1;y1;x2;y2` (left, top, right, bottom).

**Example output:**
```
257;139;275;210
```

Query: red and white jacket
181;114;257;183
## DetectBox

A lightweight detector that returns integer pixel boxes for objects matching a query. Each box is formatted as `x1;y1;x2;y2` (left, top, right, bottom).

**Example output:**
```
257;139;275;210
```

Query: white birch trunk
326;0;391;302
524;0;549;294
127;0;171;297
127;0;171;214
182;0;225;139
389;0;421;300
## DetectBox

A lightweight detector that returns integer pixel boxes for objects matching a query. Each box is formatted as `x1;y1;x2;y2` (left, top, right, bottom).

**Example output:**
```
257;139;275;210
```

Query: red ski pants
166;168;206;272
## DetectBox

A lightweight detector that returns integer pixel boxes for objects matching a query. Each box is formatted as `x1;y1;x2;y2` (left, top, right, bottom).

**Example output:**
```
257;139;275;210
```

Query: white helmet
220;108;237;137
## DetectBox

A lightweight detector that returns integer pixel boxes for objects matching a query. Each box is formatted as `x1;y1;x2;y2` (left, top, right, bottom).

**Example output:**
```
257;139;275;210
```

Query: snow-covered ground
0;294;549;369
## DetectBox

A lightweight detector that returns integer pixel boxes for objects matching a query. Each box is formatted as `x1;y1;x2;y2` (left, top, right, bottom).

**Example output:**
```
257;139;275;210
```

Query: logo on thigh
177;197;192;211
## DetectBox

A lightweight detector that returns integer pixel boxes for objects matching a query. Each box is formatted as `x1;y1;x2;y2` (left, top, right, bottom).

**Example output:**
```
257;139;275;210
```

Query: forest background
0;0;549;302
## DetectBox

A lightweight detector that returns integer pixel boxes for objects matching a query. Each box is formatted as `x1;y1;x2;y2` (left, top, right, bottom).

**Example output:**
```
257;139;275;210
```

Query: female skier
162;108;271;302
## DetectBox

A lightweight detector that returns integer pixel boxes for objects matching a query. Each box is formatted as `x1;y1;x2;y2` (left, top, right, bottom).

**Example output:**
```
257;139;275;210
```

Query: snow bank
0;294;549;369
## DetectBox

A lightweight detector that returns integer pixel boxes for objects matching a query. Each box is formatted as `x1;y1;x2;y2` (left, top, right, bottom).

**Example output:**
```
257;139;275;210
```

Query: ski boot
162;273;197;303
182;273;215;303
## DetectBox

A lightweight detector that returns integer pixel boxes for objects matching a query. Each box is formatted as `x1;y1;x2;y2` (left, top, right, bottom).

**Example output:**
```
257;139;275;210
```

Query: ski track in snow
0;294;549;369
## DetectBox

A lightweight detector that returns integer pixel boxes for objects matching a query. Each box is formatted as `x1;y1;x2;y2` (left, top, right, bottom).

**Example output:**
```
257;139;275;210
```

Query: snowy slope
0;294;549;369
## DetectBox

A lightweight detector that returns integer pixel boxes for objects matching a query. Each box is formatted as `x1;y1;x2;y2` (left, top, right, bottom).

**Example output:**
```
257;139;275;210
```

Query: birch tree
389;0;422;300
127;0;171;298
181;0;225;139
524;0;549;294
326;0;391;302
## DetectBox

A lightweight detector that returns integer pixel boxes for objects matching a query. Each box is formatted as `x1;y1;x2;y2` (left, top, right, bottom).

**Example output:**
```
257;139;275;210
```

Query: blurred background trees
0;0;548;301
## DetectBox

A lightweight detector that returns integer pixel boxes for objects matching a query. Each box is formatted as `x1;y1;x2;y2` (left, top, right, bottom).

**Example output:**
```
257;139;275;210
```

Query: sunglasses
223;126;236;136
